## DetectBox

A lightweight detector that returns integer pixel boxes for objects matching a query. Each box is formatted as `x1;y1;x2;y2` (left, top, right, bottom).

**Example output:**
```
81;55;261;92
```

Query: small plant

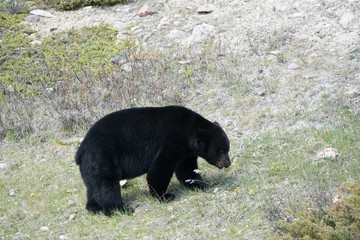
0;0;29;14
267;181;360;240
48;0;129;10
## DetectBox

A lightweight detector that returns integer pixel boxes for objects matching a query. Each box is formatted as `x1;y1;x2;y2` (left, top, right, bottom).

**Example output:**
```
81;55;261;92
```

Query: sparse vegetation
267;181;360;240
1;1;359;238
47;0;128;10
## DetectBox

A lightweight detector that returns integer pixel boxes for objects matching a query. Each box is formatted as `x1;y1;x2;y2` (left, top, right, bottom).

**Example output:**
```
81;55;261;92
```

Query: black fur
75;106;231;215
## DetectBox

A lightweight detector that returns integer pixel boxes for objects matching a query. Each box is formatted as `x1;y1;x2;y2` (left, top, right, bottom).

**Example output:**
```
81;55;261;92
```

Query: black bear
75;106;231;215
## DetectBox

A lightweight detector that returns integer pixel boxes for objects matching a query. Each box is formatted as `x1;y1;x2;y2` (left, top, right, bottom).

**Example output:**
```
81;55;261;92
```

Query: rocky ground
25;0;359;138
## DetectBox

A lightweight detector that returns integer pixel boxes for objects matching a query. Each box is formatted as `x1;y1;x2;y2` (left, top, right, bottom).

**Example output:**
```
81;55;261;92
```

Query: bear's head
195;122;231;169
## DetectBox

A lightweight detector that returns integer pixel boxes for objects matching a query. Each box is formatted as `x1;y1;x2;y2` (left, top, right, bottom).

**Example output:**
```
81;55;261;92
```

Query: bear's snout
215;155;231;169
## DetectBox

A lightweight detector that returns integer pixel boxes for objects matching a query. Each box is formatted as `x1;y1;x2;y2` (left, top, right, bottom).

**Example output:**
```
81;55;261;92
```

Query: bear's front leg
146;164;176;202
175;156;209;190
146;148;181;202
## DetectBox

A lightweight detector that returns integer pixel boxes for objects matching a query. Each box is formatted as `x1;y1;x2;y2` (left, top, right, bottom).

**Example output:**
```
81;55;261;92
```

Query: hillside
1;0;359;239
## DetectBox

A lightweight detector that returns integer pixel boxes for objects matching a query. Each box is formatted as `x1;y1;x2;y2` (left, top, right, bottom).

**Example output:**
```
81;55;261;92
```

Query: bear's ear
213;121;220;127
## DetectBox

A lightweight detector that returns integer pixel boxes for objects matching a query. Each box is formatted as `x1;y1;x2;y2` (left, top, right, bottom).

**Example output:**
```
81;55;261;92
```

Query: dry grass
1;116;359;239
1;2;360;238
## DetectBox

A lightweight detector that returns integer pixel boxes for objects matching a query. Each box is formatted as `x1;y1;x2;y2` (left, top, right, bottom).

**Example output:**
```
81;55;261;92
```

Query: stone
288;63;300;70
9;189;16;196
24;29;36;35
30;9;55;18
293;34;311;44
188;23;215;43
59;235;67;240
121;63;132;72
165;29;187;39
40;226;49;231
0;163;8;170
138;4;156;17
340;12;359;29
316;148;339;160
253;87;266;96
68;200;76;207
24;15;40;23
197;4;216;14
68;214;76;221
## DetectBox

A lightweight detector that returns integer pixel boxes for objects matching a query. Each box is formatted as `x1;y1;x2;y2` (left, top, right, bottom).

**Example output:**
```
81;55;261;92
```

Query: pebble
0;163;8;170
187;23;215;43
316;148;339;160
59;235;68;240
253;87;266;96
30;9;55;18
288;63;300;70
9;189;16;196
24;15;40;23
69;214;76;221
121;63;132;72
40;226;49;231
165;29;187;39
138;4;157;17
68;200;76;207
197;4;216;14
340;12;359;29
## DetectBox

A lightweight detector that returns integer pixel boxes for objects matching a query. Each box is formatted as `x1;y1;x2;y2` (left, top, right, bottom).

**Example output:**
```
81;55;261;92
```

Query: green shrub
0;0;29;14
48;0;129;10
271;181;360;240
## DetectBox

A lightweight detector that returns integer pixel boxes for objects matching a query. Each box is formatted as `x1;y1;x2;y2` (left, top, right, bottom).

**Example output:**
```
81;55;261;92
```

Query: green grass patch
47;0;129;10
2;112;359;239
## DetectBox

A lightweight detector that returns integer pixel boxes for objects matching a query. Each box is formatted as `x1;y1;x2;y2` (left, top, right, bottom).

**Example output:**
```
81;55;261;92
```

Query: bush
48;0;129;10
0;0;29;14
1;18;198;138
268;181;360;240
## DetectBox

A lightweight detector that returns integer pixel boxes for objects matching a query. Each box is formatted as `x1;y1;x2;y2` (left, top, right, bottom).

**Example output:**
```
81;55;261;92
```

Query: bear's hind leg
85;188;102;213
92;179;125;216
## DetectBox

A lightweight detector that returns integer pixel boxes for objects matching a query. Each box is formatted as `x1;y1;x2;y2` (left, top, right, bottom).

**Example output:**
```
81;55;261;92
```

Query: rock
138;4;156;17
30;9;55;18
316;148;339;160
68;200;76;207
270;50;282;55
293;34;310;44
121;63;132;72
187;23;215;43
83;6;92;10
340;12;359;29
9;189;16;196
40;226;49;231
68;214;76;221
24;29;36;35
59;235;67;240
197;4;216;14
0;163;8;170
253;87;266;96
24;15;40;23
288;62;300;70
165;29;187;39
